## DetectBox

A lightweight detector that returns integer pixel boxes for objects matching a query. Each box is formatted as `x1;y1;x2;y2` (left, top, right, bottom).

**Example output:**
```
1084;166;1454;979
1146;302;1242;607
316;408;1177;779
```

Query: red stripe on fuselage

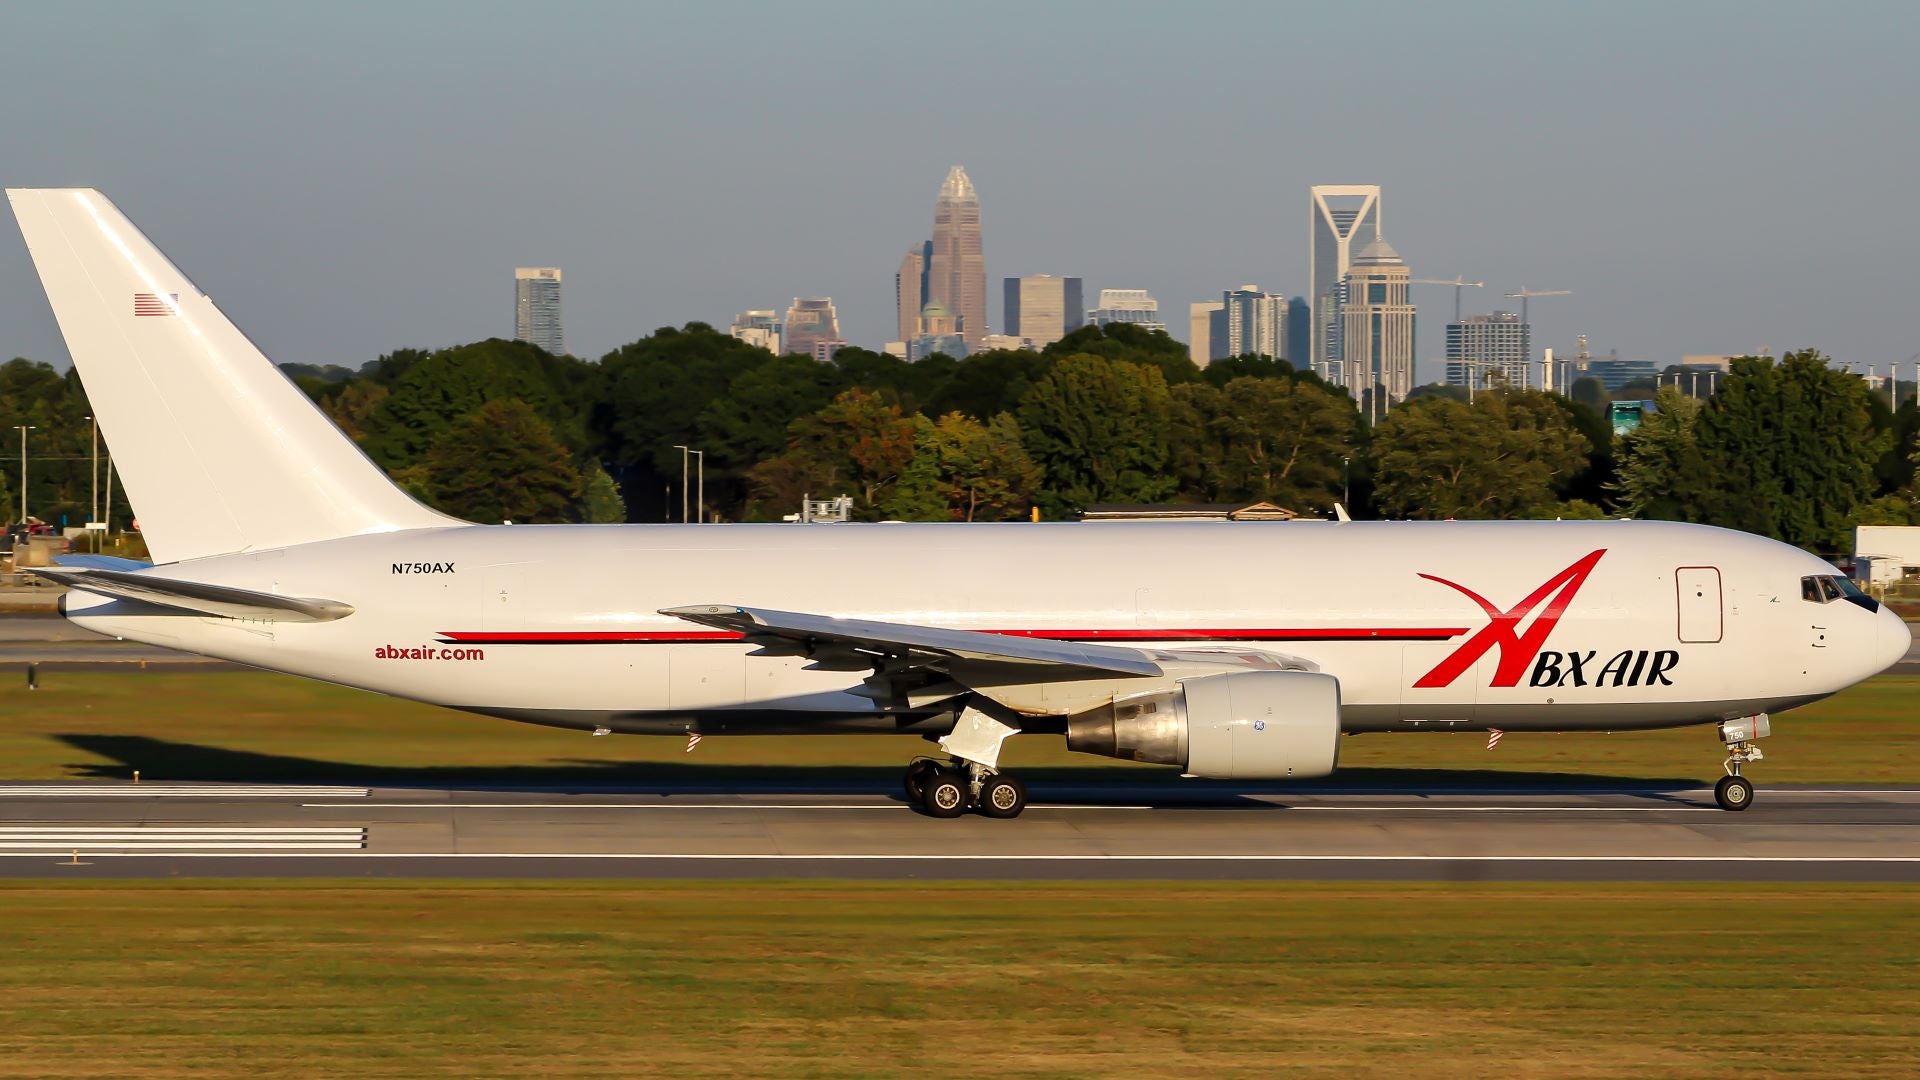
434;627;1468;645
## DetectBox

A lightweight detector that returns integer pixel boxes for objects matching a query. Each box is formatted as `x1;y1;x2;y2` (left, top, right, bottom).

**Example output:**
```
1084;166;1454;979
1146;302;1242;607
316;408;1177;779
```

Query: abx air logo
1414;550;1605;689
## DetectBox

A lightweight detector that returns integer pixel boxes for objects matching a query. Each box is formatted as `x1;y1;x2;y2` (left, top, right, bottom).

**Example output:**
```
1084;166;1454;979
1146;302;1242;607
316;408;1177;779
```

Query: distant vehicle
8;188;1909;818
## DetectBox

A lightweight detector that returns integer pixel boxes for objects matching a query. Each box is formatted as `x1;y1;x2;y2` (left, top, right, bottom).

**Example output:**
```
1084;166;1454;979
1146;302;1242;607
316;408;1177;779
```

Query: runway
4;782;1920;881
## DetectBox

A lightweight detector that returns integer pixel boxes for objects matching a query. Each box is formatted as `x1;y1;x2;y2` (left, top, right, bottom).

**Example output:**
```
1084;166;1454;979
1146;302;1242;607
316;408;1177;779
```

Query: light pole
690;450;704;524
1341;456;1350;510
672;444;689;524
12;426;32;525
87;415;98;527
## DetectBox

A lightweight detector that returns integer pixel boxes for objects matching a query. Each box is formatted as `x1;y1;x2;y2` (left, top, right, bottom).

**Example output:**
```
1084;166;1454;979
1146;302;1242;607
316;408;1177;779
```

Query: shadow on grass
52;733;1707;804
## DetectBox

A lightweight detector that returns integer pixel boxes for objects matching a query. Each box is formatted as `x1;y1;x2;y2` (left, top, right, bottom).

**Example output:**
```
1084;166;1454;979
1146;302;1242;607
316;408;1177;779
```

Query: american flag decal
133;292;179;316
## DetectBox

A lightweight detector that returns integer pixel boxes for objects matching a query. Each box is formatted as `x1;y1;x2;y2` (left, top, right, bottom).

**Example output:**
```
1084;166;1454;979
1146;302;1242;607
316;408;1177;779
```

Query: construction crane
1412;276;1485;323
1503;286;1571;328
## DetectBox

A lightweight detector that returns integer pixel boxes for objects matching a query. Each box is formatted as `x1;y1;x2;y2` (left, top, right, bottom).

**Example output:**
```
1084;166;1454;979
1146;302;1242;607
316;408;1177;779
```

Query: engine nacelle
1065;670;1341;780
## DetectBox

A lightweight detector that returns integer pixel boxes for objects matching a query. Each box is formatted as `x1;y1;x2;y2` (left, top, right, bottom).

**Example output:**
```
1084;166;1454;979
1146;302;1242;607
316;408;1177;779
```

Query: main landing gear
905;697;1031;819
904;757;1029;819
1714;714;1769;812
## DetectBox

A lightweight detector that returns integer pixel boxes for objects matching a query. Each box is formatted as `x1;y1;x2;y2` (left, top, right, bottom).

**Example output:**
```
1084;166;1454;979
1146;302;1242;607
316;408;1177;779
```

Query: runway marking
0;851;1918;863
0;826;365;852
0;786;370;798
300;802;1155;810
1287;805;1724;813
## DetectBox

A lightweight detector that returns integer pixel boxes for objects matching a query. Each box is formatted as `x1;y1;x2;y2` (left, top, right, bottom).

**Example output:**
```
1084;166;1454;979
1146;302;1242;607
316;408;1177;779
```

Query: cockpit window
1802;573;1880;612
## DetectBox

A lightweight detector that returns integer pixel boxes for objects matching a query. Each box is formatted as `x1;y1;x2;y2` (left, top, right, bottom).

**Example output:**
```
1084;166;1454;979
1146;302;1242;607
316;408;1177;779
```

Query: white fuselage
62;519;1910;737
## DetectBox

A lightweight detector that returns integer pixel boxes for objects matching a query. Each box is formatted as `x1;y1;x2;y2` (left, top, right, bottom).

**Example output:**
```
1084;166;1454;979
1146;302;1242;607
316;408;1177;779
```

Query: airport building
1003;274;1083;348
513;267;564;355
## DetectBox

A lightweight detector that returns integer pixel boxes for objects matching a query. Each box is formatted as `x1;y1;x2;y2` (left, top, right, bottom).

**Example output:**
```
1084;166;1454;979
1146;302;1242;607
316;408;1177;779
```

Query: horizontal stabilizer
51;554;153;571
27;567;353;623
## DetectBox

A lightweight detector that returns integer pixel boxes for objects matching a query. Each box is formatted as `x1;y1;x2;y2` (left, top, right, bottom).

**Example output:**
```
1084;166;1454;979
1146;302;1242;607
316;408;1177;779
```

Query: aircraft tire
904;759;939;805
978;775;1027;819
921;770;971;818
1714;774;1755;812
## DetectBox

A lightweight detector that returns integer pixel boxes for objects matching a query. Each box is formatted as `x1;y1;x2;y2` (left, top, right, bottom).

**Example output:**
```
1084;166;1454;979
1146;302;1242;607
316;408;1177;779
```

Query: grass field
0;881;1913;1077
0;669;1917;787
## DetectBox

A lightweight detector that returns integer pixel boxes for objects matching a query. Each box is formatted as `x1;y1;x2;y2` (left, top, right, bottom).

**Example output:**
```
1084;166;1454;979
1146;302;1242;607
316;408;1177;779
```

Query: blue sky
3;1;1915;382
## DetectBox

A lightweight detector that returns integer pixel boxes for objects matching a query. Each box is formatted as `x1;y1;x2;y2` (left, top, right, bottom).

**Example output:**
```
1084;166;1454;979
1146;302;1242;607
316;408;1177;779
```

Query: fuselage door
1676;566;1723;643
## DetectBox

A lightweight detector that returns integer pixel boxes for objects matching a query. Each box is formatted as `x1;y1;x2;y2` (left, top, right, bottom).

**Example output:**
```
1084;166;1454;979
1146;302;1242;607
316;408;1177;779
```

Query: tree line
3;326;1911;553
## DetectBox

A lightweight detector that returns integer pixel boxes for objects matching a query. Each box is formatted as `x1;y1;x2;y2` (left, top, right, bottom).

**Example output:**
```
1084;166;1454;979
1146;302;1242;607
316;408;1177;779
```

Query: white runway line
0;786;370;798
302;802;1155;810
0;826;365;852
1;851;1919;863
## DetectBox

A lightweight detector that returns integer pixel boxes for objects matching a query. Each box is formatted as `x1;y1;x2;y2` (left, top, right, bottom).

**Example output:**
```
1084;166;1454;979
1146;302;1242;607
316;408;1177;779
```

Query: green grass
0;881;1913;1076
1;669;1917;787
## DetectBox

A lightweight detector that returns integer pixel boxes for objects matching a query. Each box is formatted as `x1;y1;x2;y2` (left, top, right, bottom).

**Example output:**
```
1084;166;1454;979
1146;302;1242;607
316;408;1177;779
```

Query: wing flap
660;604;1163;679
27;567;354;623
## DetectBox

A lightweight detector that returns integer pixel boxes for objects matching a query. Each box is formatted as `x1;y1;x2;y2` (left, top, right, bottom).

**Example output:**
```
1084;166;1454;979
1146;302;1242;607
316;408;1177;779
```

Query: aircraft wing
26;567;354;623
659;604;1164;679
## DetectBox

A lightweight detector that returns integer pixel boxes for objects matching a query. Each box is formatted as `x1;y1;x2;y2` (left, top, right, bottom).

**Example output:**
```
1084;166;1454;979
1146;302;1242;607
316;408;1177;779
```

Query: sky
2;1;1917;385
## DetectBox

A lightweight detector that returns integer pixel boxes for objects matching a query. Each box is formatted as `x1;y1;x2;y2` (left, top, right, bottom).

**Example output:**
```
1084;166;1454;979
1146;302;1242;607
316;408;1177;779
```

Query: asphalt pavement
3;782;1918;881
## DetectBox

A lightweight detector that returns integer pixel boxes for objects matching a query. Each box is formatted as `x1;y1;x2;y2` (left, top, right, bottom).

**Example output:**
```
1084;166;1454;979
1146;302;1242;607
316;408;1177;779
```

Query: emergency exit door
1676;566;1723;643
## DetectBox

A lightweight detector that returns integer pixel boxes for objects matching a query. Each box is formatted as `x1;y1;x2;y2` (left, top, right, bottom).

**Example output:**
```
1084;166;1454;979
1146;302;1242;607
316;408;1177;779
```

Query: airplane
7;188;1909;819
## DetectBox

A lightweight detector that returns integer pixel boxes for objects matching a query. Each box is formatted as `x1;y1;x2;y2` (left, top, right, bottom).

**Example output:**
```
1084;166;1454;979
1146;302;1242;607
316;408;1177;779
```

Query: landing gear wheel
977;774;1027;819
1715;774;1755;812
904;759;939;805
921;769;971;818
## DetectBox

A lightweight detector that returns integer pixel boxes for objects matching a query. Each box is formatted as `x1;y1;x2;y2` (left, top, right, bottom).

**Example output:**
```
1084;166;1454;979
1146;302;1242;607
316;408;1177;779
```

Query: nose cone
1877;607;1913;676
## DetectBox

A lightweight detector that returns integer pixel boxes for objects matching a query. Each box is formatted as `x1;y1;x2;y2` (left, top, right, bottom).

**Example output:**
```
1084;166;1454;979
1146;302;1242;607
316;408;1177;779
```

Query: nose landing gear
1715;715;1769;811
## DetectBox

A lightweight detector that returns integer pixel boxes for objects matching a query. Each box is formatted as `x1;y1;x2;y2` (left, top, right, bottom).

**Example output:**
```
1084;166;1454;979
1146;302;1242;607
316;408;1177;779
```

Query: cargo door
1676;566;1723;643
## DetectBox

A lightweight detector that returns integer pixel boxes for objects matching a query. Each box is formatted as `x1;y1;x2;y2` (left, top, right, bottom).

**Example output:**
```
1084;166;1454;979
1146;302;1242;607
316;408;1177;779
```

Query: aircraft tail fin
6;189;459;564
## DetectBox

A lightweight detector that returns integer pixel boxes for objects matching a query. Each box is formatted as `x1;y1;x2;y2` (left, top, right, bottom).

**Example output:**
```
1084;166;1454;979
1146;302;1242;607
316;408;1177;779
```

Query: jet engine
1064;670;1341;780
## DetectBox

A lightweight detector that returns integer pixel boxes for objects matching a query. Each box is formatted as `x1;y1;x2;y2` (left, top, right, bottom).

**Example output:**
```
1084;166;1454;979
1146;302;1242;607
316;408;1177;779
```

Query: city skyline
1;4;1913;381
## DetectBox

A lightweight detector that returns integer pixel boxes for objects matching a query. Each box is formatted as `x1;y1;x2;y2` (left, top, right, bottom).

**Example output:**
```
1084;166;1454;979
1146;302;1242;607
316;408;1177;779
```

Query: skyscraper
1088;289;1165;332
927;166;986;349
514;267;564;355
782;297;841;360
1340;238;1416;415
1308;185;1381;387
1188;301;1226;365
1004;275;1083;348
729;309;782;354
1445;313;1530;392
1221;286;1287;360
896;241;931;344
1285;296;1311;365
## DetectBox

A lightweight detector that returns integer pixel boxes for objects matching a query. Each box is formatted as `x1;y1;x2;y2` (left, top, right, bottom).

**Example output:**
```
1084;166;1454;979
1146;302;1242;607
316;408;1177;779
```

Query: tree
1369;389;1593;519
925;348;1052;421
1168;376;1357;511
1692;350;1886;549
1016;354;1176;517
697;353;849;484
423;400;581;523
578;465;627;523
1043;323;1199;386
1610;386;1709;520
595;324;780;521
746;389;920;519
886;412;1042;521
362;339;588;468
